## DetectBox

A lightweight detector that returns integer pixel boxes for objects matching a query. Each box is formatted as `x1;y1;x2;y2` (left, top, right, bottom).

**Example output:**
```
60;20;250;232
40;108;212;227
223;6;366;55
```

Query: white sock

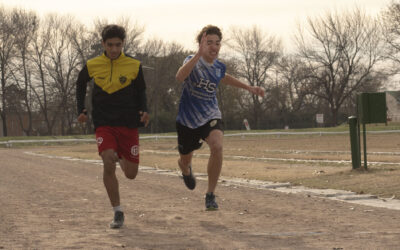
113;206;122;213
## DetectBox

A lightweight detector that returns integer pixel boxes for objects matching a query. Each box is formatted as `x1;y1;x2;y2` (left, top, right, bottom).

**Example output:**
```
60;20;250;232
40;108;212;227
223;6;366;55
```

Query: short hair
196;25;222;44
101;24;126;42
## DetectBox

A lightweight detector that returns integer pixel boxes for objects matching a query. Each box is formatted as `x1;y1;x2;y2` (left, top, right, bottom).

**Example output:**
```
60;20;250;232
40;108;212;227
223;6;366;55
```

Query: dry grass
34;132;400;199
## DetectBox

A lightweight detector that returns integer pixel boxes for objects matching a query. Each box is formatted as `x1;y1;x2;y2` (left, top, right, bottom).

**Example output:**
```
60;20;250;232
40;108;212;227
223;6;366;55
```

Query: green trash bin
348;116;361;169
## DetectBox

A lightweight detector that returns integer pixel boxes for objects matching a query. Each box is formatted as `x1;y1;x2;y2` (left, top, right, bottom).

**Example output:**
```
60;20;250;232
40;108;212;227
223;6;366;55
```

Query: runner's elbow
176;73;185;83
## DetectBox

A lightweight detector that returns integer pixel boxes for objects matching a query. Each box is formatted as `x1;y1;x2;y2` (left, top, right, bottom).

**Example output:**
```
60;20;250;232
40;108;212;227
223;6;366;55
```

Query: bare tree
295;8;386;125
44;14;82;135
216;57;243;129
8;8;38;136
69;21;96;133
30;16;52;135
276;56;310;113
381;2;400;72
70;22;93;64
29;14;81;135
139;39;186;132
380;1;400;90
227;25;282;129
117;17;144;56
272;55;319;127
0;6;17;136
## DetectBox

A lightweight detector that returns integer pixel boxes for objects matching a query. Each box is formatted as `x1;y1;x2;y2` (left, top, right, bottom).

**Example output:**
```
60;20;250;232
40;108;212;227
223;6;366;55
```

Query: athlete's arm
221;74;265;97
135;65;150;127
135;65;148;112
175;33;207;83
76;64;91;123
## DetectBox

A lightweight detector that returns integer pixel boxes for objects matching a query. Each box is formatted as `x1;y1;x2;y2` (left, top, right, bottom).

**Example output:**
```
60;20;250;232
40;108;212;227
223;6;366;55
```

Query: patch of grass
292;167;400;198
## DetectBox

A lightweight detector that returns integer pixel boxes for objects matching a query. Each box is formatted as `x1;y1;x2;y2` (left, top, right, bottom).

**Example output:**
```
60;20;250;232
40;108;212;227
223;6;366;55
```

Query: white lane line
141;150;400;166
24;151;400;211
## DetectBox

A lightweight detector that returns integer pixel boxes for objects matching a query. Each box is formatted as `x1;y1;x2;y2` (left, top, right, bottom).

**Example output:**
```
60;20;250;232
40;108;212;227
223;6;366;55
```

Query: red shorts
95;126;139;163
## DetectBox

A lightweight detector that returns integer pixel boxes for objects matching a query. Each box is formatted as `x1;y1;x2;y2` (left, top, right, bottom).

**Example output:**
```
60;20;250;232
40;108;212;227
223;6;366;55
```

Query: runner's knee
206;130;223;154
209;141;223;154
124;168;138;179
101;149;118;175
103;165;116;177
121;161;138;179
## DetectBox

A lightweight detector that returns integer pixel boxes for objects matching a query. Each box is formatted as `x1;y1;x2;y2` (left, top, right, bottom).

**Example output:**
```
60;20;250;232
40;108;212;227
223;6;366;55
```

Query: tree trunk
1;67;7;137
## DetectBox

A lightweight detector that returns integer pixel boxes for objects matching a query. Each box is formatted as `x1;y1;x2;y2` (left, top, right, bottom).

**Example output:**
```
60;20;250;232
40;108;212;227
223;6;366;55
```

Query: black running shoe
182;165;196;190
110;211;124;229
205;192;219;211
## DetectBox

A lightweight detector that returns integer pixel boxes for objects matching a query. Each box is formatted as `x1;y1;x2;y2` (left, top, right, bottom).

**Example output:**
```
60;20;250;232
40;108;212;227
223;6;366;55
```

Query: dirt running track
1;148;400;250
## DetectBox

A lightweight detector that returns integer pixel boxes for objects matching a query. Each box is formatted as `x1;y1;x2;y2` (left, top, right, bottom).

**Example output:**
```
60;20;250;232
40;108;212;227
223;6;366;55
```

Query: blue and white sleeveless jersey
176;56;226;128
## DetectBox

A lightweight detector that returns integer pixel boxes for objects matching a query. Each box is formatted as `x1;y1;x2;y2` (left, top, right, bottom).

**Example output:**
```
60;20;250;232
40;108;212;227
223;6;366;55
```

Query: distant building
386;91;400;122
0;113;28;137
0;112;45;137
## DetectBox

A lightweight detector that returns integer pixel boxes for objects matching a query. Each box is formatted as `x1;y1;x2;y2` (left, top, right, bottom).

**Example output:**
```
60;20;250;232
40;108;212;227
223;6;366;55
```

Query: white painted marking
24;151;400;211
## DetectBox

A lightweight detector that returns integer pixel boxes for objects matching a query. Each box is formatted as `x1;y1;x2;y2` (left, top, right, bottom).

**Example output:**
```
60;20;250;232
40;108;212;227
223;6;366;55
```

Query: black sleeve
135;64;148;113
76;64;91;115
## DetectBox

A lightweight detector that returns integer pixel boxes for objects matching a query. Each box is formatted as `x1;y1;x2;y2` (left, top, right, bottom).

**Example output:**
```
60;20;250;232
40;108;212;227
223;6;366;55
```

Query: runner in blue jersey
176;55;225;128
175;25;265;210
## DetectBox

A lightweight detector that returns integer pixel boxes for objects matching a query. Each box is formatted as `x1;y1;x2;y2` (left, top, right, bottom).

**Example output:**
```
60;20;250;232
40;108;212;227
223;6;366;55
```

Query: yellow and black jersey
76;52;148;129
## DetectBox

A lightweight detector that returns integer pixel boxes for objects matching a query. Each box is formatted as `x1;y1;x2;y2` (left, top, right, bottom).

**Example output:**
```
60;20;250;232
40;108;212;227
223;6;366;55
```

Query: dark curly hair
101;24;126;42
196;25;222;44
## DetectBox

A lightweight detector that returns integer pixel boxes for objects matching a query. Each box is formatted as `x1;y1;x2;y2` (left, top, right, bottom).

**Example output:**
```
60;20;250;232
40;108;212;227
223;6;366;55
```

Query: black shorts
176;119;224;155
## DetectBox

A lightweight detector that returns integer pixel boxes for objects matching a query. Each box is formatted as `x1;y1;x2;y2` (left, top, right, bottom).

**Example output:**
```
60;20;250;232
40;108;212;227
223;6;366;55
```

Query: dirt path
1;148;400;249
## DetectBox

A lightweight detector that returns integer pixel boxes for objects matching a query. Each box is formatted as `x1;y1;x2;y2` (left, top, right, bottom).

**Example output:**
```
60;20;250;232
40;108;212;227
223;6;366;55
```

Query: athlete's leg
178;152;194;175
205;129;223;193
179;151;196;190
119;157;139;179
101;149;120;207
117;127;139;180
176;122;199;190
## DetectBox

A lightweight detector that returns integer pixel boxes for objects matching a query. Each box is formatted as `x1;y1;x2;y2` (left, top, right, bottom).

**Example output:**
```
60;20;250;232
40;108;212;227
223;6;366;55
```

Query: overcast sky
0;0;393;51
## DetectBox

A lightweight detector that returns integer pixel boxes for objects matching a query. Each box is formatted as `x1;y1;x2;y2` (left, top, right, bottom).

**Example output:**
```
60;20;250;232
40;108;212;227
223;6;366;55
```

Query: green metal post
362;123;368;170
348;116;361;169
